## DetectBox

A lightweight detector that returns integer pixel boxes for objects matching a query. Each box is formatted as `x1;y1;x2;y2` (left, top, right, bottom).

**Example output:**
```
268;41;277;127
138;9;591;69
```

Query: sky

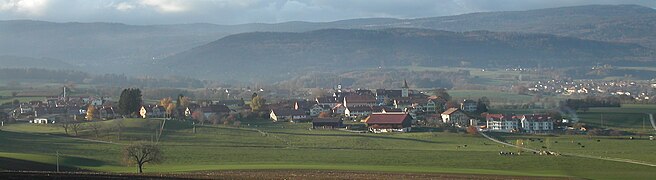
1;0;655;25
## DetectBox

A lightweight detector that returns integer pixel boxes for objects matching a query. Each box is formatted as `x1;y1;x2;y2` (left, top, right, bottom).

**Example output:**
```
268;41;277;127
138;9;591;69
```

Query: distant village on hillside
5;79;593;135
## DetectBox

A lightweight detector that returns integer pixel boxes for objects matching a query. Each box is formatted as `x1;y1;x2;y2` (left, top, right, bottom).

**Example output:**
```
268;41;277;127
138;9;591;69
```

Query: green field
449;90;535;103
493;133;656;164
572;104;656;132
1;118;655;179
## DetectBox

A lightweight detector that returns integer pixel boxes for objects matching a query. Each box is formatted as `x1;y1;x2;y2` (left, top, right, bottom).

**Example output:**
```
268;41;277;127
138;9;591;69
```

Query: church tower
401;79;409;97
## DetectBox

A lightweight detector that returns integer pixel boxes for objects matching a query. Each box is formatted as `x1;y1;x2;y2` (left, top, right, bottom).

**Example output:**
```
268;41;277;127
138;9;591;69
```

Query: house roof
316;97;339;103
355;89;374;96
441;108;460;115
312;118;342;123
346;106;374;112
272;109;307;116
382;108;403;112
201;105;231;113
393;97;429;105
521;114;553;121
375;89;402;98
344;94;376;103
486;114;518;121
365;113;411;124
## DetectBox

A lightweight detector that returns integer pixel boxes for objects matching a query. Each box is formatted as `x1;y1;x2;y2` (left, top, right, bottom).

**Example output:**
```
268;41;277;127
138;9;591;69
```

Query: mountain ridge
159;28;654;81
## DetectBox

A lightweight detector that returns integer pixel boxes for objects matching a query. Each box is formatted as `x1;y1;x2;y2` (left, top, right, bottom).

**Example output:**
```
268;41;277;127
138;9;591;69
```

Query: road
479;132;656;167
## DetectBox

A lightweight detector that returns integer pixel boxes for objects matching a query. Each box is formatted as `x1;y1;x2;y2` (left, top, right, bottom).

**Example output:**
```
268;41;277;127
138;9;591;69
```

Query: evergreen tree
119;88;142;116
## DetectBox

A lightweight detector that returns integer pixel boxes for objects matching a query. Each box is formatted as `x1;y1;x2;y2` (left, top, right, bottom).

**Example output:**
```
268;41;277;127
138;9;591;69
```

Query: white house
460;99;478;112
270;109;309;122
441;108;470;127
31;118;52;124
344;106;374;117
309;104;330;117
520;114;554;133
486;114;519;132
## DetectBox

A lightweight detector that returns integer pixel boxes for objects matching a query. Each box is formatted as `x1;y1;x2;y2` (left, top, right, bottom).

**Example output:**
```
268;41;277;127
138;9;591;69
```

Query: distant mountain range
159;28;653;81
0;4;655;79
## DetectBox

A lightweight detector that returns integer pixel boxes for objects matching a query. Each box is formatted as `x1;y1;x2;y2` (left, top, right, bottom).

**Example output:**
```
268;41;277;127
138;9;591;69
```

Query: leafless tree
71;122;82;136
122;142;163;173
88;122;102;138
61;120;71;135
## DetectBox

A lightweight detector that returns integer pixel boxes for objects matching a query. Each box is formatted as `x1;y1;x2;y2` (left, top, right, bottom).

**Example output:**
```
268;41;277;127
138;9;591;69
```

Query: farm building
365;113;412;133
31;118;52;124
441;108;471;127
270;109;309;122
312;118;343;129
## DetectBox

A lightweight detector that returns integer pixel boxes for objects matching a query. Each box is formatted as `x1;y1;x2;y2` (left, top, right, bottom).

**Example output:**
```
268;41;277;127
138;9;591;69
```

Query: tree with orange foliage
466;126;478;135
86;104;96;121
166;103;176;119
191;110;205;125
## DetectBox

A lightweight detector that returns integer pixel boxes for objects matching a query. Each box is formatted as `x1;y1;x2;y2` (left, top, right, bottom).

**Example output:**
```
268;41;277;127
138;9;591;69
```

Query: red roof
366;113;411;124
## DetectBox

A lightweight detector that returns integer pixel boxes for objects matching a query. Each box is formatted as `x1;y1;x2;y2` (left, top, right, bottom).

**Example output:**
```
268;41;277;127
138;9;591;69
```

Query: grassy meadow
1;118;655;179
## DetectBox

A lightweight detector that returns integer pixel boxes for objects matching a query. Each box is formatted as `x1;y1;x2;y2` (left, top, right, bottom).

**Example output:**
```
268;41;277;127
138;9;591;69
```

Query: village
5;80;577;135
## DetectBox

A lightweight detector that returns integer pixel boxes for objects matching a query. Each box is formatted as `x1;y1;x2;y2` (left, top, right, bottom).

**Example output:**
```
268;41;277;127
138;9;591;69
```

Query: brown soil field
1;170;578;180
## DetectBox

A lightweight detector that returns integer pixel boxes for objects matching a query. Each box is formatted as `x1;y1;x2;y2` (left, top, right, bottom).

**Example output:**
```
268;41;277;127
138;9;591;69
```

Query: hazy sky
1;0;655;25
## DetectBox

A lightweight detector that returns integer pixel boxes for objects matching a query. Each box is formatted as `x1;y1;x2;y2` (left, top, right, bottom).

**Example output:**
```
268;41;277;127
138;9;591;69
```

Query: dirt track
0;170;578;180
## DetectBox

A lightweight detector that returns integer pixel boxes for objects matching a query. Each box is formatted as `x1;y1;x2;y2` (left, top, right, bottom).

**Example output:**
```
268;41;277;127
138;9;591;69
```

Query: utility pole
56;151;60;172
600;113;604;129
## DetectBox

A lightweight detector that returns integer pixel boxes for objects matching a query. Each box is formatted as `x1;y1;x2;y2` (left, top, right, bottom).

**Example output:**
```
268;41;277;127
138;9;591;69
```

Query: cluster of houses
268;81;484;133
139;100;242;119
11;87;115;122
266;80;564;134
15;84;562;134
529;79;654;101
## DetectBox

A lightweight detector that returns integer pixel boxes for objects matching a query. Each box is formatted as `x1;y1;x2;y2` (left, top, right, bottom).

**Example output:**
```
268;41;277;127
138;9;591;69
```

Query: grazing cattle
597;139;601;142
581;146;585;148
542;146;547;149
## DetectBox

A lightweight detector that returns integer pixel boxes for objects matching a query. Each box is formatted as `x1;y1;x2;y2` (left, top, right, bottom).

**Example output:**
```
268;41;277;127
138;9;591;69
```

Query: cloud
0;0;49;15
1;0;654;24
138;0;188;13
113;2;134;11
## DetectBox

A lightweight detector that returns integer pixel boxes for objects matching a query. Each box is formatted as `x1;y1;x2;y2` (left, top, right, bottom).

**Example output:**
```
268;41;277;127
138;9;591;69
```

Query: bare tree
61;120;71;135
71;122;82;136
122;142;163;173
88;122;102;138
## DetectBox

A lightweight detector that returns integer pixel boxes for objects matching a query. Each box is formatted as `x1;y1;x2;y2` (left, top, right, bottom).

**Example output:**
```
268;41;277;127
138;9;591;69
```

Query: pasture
1;118;655;179
572;104;656;132
493;133;656;166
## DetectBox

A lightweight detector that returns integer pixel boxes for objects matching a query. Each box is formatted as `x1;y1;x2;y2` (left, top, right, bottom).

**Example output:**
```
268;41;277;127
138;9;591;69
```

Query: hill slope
160;28;654;81
2;4;655;75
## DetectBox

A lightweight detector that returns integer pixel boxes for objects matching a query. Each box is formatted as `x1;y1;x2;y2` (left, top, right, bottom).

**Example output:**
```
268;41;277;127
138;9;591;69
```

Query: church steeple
402;79;409;97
